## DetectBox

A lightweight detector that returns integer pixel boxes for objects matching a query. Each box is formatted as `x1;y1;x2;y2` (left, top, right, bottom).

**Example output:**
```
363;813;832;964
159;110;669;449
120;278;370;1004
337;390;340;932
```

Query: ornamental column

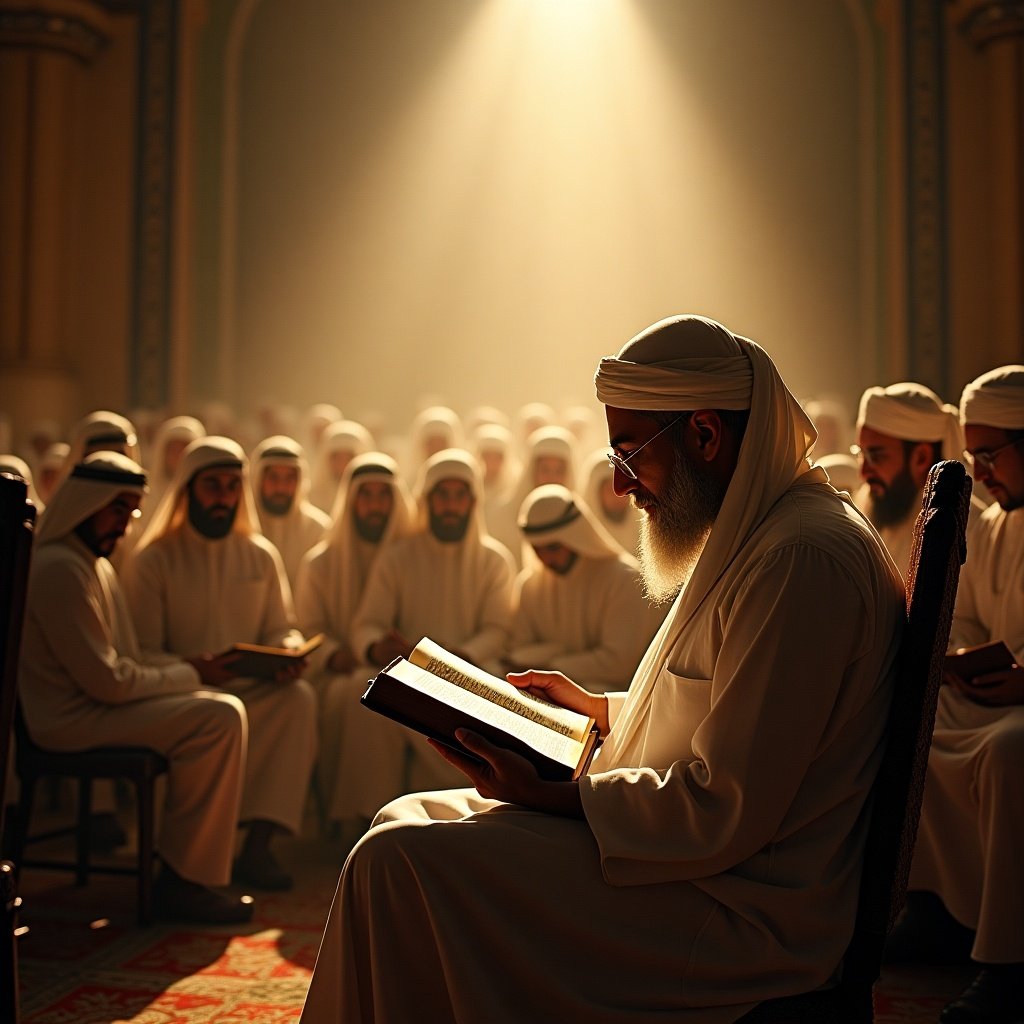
0;2;118;439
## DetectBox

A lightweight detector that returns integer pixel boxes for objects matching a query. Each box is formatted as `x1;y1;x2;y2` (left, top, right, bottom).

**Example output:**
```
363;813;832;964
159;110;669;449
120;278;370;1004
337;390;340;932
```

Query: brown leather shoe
940;964;1024;1024
153;870;255;925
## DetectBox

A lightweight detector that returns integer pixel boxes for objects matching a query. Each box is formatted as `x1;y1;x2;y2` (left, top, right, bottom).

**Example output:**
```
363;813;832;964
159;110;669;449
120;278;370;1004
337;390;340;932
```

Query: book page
409;637;592;742
389;659;587;768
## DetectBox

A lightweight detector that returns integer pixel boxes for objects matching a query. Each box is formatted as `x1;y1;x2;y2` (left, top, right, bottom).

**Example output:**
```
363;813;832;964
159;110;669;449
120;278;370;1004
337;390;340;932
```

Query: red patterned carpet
14;830;969;1023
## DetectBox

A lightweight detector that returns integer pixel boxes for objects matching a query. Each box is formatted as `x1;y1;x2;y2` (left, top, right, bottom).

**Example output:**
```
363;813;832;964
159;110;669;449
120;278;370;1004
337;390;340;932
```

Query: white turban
35;452;147;547
133;435;259;553
856;382;964;461
960;365;1024;430
518;484;623;561
593;314;821;636
414;447;485;539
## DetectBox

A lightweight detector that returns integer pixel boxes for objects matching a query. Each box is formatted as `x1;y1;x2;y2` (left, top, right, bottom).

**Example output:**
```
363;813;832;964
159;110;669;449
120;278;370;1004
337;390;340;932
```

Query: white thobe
509;554;664;692
336;531;515;819
125;525;317;835
257;500;329;592
19;535;246;886
300;481;903;1023
910;502;1024;961
294;535;380;823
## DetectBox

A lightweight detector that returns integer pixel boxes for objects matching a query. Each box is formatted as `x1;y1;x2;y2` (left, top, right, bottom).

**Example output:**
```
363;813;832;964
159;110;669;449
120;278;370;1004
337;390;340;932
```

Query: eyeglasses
606;414;686;481
962;436;1024;472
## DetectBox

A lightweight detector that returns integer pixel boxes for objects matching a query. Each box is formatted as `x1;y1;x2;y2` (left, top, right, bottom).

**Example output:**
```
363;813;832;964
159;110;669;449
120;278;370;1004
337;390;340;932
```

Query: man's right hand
187;651;241;686
506;669;610;738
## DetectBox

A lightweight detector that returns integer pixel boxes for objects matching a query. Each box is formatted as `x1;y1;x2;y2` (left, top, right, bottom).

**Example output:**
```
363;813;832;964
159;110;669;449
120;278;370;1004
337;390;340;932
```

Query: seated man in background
299;314;904;1023
337;448;515;839
294;452;412;840
251;434;330;591
18;452;252;923
851;381;966;576
124;436;317;892
888;365;1024;1024
503;483;663;692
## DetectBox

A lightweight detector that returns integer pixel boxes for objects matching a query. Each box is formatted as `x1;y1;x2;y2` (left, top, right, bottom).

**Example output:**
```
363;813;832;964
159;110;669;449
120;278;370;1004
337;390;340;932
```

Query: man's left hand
428;730;584;818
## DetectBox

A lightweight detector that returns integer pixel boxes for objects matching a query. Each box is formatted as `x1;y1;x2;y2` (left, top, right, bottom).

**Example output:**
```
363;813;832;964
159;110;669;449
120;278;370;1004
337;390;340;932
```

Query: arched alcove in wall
194;0;885;432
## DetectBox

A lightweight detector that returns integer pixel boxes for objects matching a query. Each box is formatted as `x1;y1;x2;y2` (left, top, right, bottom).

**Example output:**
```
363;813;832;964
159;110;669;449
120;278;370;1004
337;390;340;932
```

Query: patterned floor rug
14;832;970;1023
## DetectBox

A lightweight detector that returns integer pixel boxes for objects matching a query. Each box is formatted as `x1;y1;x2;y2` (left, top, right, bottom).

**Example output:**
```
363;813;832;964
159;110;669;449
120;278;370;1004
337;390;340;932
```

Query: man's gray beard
637;450;722;605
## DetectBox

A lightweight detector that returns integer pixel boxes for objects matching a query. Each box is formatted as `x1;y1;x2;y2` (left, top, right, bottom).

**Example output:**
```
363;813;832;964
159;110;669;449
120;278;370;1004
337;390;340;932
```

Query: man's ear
908;442;935;487
690;410;722;461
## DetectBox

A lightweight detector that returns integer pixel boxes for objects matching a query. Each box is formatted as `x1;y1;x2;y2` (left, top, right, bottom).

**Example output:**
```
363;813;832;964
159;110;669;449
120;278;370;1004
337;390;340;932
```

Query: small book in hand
220;633;324;680
360;637;601;782
943;640;1017;685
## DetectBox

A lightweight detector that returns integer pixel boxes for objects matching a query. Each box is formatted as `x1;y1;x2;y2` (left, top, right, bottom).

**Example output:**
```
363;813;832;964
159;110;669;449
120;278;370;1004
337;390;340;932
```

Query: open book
944;640;1017;685
219;633;323;680
360;637;600;782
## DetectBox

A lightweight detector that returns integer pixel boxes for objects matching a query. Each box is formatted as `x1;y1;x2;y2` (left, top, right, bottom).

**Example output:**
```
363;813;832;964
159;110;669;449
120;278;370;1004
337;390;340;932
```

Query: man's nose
611;466;636;497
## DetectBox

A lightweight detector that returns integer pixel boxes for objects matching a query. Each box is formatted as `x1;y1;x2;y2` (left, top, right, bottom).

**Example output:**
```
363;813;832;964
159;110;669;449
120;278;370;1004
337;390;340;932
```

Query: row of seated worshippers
8;419;666;923
836;371;1022;1024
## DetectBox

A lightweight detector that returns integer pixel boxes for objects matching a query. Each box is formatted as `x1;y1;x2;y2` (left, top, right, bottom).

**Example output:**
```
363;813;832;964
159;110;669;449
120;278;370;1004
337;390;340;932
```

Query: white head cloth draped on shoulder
35;451;147;547
857;382;964;461
960;365;1024;429
594;315;826;761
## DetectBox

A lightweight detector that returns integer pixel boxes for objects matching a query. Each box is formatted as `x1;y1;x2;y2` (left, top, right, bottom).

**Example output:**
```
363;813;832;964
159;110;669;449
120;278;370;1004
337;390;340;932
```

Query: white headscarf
132;436;258;554
251;434;313;506
35;452;147;547
60;411;140;487
309;418;375;512
856;382;963;461
960;365;1024;429
594;315;829;754
518;484;625;562
413;448;487;541
301;452;414;637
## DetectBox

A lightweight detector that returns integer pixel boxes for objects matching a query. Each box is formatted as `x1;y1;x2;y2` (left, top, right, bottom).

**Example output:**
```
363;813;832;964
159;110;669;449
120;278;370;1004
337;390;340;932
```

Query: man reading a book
502;482;663;692
123;436;317;892
888;365;1024;1023
18;452;254;923
300;315;904;1023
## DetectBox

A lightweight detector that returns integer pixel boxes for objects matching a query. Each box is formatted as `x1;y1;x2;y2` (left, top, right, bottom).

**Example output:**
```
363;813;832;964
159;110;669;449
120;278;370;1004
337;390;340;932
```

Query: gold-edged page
389;659;586;767
408;638;593;744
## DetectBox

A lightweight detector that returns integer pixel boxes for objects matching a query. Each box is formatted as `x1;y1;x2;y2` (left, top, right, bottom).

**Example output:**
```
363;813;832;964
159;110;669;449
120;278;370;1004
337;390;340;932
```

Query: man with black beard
337;448;516;830
251;435;329;592
851;381;967;577
124;436;318;892
293;453;413;840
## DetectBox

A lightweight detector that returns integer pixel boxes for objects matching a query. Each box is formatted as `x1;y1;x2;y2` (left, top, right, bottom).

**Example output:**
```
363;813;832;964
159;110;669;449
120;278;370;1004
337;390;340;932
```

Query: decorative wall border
904;0;949;394
129;0;177;410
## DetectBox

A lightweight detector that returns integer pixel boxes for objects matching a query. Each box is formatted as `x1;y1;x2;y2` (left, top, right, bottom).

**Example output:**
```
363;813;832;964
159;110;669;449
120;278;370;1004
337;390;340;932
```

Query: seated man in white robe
308;419;374;514
336;449;516;837
851;381;967;576
888;365;1024;1024
19;453;252;923
123;436;318;892
293;452;413;837
251;435;330;591
299;314;904;1024
503;483;663;693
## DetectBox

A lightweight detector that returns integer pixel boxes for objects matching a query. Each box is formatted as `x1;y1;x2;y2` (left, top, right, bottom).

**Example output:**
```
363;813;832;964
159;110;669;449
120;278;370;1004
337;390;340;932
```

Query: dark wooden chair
1;472;37;1024
737;459;973;1022
9;708;169;926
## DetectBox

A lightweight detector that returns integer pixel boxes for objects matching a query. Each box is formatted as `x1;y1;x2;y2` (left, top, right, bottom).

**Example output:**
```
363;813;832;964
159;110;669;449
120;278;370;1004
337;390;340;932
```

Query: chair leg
10;776;36;876
75;778;92;887
135;778;156;926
